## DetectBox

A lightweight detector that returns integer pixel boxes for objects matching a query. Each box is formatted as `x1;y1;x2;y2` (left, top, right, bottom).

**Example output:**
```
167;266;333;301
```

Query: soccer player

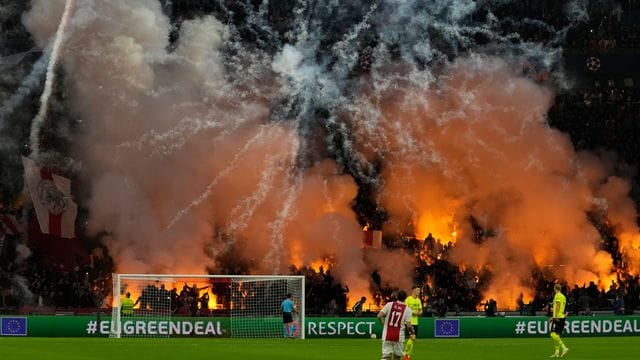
403;286;423;360
377;290;414;360
281;293;298;338
549;284;569;358
352;296;367;317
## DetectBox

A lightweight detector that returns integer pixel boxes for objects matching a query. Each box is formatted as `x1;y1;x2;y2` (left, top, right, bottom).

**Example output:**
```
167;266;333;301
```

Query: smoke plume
17;0;640;306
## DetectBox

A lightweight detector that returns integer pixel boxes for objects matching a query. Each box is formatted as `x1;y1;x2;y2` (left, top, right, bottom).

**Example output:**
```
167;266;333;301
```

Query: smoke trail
28;0;75;158
165;124;274;229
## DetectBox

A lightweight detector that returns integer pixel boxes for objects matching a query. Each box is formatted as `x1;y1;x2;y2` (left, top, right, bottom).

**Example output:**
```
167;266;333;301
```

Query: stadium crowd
2;226;639;317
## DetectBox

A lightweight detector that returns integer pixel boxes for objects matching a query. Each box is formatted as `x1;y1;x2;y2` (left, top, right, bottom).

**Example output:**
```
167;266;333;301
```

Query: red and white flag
22;156;77;238
363;230;382;249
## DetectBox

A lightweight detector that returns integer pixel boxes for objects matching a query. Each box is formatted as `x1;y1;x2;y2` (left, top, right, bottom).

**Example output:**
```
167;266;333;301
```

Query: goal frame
111;273;305;339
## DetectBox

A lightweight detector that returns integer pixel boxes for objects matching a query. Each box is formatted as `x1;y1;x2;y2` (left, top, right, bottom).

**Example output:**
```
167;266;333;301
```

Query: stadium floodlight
110;274;305;339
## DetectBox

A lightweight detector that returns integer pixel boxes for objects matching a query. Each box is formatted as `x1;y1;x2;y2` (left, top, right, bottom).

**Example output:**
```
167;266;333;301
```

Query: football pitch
1;337;639;360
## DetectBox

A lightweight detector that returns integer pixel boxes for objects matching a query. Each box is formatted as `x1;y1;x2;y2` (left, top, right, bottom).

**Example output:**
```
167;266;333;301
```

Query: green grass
0;337;639;360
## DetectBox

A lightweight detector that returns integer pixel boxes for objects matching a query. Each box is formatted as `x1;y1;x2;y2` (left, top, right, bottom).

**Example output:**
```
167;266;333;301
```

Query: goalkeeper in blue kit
281;293;298;338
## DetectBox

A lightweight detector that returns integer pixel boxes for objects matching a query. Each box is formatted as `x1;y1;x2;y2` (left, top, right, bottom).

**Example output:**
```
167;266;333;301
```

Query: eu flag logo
1;317;27;336
434;319;459;337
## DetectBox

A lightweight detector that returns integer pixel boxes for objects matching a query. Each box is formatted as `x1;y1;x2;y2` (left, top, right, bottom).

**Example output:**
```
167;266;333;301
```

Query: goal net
110;274;305;339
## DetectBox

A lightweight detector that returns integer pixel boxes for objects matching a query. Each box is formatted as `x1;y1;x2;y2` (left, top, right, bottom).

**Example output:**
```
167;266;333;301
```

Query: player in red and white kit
377;290;414;360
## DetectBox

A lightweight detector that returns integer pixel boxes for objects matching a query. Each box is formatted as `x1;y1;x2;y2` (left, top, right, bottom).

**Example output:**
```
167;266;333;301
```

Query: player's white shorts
381;340;404;359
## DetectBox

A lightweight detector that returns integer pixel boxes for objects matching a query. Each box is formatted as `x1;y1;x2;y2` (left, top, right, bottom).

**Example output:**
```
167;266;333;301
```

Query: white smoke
17;0;640;307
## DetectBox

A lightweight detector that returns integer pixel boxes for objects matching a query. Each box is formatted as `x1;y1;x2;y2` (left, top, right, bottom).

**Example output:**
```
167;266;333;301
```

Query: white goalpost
110;274;305;339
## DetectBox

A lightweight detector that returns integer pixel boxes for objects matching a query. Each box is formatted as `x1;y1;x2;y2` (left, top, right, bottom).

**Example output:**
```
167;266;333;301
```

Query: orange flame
414;213;459;244
309;258;332;273
115;279;219;310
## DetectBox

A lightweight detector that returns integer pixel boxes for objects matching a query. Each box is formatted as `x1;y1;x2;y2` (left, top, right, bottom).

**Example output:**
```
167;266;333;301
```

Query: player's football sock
558;339;566;349
550;333;562;351
404;338;414;356
549;352;559;358
283;325;289;338
560;347;569;357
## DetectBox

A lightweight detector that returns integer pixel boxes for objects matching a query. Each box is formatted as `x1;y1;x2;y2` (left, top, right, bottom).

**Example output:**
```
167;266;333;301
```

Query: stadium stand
0;0;639;318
